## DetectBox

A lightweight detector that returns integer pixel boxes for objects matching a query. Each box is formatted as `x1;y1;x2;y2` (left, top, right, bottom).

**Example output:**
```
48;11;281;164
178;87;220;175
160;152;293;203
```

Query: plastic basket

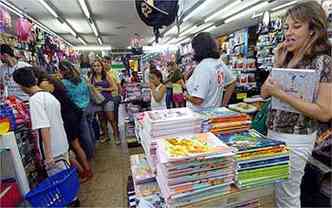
25;160;80;207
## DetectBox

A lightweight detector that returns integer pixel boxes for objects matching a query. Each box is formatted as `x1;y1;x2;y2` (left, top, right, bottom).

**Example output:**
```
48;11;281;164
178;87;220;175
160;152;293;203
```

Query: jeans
166;88;173;109
79;103;98;160
268;130;316;208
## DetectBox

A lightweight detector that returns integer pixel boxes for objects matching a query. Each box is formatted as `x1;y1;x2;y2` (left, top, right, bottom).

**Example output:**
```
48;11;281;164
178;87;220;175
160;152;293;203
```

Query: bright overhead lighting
74;45;112;51
97;37;103;45
205;0;242;22
177;37;191;45
180;23;213;37
203;25;217;33
37;0;59;18
225;1;269;23
63;22;77;37
90;22;99;36
271;1;298;12
164;25;177;36
183;0;212;22
252;12;264;19
0;2;24;17
78;37;87;45
78;0;90;19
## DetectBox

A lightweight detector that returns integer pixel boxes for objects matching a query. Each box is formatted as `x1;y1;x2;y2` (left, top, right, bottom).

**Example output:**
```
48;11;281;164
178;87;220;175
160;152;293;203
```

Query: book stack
155;132;236;207
217;129;289;189
129;154;166;208
196;107;251;134
141;108;202;171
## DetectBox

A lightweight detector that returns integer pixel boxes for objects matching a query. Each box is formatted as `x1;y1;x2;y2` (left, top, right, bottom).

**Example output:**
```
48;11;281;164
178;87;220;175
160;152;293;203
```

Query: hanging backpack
135;0;178;43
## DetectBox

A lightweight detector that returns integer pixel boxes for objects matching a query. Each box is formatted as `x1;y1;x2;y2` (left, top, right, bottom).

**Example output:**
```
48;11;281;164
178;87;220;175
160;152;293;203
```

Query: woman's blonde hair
277;1;331;67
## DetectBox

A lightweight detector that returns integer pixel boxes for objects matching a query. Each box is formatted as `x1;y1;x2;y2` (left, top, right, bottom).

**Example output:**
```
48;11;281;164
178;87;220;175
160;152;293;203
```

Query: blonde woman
261;2;332;207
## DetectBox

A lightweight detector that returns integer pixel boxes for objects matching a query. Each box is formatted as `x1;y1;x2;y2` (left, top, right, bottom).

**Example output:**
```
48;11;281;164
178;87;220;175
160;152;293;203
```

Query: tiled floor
79;104;143;207
79;142;143;207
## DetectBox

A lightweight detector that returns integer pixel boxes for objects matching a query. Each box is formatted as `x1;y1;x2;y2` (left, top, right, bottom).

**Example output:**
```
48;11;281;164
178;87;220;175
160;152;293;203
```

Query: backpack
135;0;178;43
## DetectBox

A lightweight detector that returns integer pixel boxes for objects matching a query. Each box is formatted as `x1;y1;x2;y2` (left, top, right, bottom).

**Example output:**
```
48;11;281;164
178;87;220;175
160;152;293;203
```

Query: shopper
185;32;236;110
261;2;332;207
0;44;31;101
33;69;93;182
166;62;185;108
12;67;69;176
149;69;167;110
164;64;174;109
103;57;122;141
90;60;120;144
59;60;96;159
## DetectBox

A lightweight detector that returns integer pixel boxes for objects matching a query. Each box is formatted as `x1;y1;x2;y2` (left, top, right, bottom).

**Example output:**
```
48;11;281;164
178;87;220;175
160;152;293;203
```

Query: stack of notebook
129;154;166;208
155;132;236;207
141;108;202;171
217;129;289;189
196;107;251;135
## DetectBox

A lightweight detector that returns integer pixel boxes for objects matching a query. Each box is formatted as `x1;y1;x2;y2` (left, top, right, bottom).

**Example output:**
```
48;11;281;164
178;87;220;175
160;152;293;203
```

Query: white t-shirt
29;92;69;158
0;61;31;101
186;58;235;110
151;84;167;111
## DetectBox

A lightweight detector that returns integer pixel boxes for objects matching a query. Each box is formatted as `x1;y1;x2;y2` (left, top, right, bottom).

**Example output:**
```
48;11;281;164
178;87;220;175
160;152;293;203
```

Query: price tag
237;93;247;100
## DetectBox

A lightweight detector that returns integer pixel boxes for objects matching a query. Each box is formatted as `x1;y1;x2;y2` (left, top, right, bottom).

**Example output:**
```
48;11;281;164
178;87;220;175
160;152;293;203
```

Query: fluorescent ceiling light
90;22;99;36
205;0;242;22
203;25;217;32
63;22;77;37
183;0;212;22
177;37;191;45
271;1;298;12
78;0;90;19
74;45;112;51
0;2;24;17
164;25;177;36
180;23;213;37
97;37;103;45
37;0;59;18
252;12;264;19
225;1;269;23
78;37;87;45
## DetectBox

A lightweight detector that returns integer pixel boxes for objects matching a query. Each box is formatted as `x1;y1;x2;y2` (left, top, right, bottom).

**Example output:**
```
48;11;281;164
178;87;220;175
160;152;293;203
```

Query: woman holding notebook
261;2;332;208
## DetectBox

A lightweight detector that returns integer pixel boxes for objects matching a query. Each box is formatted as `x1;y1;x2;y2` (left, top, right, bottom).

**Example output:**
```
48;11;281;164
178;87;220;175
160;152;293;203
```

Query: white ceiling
7;0;156;48
5;0;309;49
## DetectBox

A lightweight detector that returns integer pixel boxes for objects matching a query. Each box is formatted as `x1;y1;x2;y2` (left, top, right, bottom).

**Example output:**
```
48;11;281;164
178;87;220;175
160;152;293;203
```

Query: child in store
12;67;69;176
149;69;166;110
166;62;185;108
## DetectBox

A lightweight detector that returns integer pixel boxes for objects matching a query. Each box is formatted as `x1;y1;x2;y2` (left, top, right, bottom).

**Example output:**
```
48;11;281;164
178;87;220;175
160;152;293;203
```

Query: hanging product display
0;7;11;32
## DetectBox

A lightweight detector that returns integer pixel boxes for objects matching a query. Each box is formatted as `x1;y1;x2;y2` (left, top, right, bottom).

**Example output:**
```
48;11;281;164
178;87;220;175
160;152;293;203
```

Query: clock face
263;11;270;26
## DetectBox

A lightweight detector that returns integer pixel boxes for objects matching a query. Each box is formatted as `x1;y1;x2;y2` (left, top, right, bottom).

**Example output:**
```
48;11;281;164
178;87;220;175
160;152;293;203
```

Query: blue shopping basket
25;159;80;207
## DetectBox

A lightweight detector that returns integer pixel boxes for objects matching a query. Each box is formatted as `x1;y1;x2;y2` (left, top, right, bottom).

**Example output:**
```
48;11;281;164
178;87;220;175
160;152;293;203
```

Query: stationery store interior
1;0;332;207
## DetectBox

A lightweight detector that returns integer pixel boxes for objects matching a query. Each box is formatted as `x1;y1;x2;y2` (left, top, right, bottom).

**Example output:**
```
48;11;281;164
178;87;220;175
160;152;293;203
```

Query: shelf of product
256;17;284;72
179;43;196;80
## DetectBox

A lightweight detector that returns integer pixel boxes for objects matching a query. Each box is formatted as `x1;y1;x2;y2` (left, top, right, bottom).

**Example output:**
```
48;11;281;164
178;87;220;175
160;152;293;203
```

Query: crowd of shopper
0;44;125;184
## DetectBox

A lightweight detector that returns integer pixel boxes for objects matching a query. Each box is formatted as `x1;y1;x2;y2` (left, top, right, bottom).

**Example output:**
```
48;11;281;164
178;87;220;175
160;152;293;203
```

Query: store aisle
78;104;144;207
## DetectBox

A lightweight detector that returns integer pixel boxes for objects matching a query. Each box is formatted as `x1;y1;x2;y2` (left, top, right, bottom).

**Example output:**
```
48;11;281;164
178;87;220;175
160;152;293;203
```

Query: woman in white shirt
149;69;167;110
185;32;236;110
